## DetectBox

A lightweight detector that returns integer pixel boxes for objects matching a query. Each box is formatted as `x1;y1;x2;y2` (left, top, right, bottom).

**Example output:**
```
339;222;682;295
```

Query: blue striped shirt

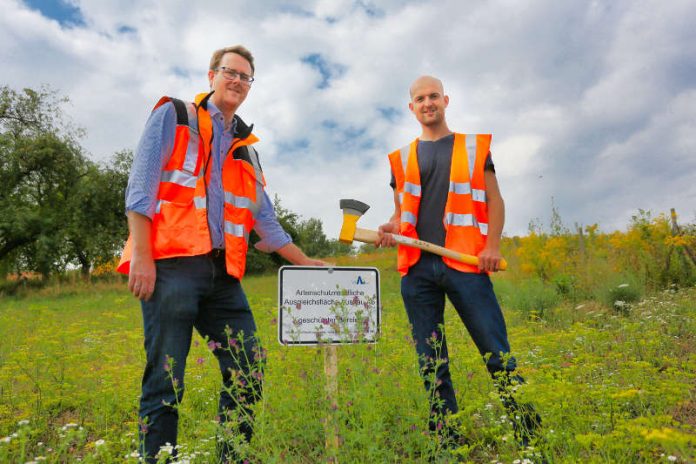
125;99;292;253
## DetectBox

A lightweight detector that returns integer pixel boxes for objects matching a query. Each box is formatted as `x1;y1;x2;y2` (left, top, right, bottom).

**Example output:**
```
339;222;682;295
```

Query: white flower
18;419;30;426
129;451;140;458
618;283;629;288
94;439;105;447
668;457;677;462
1;436;11;443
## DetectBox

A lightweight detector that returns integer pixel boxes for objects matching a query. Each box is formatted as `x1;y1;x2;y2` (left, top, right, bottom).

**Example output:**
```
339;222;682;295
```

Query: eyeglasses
215;67;255;84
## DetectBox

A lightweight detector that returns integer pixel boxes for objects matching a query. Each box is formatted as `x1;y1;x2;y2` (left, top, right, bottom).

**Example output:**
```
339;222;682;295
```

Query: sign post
278;266;380;462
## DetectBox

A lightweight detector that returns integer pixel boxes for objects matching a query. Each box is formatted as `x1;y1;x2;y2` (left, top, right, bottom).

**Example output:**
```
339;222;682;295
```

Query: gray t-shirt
390;133;494;247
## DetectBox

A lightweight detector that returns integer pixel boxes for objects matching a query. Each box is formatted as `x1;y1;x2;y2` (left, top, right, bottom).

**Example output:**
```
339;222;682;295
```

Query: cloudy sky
2;0;695;239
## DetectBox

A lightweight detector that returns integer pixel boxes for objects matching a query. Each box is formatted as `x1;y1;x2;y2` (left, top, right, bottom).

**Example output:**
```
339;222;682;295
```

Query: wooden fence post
324;344;339;463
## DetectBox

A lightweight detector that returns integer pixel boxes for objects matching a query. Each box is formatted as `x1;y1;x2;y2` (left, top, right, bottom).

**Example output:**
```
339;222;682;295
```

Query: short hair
209;45;255;74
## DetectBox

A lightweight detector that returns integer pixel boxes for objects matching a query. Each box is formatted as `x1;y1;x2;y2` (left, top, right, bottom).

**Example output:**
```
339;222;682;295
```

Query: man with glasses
119;45;325;463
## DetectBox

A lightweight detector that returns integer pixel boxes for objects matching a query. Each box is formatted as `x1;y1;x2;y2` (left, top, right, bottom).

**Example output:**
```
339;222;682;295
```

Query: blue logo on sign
354;276;366;285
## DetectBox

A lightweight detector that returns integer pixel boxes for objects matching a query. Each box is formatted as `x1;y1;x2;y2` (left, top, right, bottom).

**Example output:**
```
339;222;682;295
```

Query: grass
0;250;695;463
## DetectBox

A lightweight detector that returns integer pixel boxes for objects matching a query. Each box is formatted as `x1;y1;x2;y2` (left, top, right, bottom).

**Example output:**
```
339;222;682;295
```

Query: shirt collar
206;100;238;136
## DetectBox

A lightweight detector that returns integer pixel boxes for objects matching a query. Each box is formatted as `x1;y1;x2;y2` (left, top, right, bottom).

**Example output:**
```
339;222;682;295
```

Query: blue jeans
401;253;519;430
138;252;263;463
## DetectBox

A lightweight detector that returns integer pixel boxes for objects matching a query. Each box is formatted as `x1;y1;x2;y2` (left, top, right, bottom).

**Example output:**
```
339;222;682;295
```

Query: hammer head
339;199;370;243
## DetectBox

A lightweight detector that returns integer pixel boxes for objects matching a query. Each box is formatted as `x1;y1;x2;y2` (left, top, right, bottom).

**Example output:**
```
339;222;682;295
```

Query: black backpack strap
169;97;189;126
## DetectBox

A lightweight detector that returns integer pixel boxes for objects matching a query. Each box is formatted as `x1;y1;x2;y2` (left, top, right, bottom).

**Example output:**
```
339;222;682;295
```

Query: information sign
278;266;380;345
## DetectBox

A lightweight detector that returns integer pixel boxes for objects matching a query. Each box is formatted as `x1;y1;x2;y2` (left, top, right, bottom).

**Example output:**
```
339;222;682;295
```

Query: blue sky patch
301;53;346;89
378;106;401;122
278;138;310;154
24;0;84;27
118;25;137;35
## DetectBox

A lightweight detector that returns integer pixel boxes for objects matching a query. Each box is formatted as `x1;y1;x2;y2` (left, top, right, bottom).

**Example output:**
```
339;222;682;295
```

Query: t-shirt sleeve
485;151;495;173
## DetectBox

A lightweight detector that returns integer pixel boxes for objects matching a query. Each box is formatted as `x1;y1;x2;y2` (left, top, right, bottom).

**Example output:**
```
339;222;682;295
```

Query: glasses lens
218;67;253;84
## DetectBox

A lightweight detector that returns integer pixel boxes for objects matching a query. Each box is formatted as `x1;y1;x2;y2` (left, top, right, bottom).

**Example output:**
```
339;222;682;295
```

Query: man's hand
129;251;156;301
478;246;503;273
300;257;332;266
377;221;399;248
276;243;332;266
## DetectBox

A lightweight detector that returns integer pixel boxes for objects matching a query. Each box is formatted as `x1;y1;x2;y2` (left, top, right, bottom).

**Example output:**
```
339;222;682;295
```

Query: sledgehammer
338;199;507;270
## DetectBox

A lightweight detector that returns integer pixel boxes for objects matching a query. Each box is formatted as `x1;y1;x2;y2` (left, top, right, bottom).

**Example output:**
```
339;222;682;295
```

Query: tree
0;85;127;280
64;150;130;278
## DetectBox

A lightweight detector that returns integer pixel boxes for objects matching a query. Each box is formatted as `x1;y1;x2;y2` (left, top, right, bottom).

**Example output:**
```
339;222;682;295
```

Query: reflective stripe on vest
182;103;199;173
401;211;417;226
161;170;198;188
224;220;250;242
444;213;489;235
403;182;421;197
448;181;486;203
224;191;261;217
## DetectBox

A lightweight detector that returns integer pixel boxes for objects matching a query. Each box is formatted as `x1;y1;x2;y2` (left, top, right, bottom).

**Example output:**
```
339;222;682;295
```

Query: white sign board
278;266;380;345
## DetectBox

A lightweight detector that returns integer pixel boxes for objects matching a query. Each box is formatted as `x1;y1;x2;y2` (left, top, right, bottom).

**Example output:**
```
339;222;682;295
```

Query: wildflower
18;419;29;426
129;451;140;458
1;436;11;443
668;457;677;462
95;439;105;446
196;357;205;365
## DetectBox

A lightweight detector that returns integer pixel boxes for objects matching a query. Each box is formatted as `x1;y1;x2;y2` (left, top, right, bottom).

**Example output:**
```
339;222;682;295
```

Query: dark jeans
401;253;520;430
138;253;263;463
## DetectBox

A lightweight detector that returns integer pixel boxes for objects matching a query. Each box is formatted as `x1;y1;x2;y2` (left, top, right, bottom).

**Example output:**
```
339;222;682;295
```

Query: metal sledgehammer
338;198;507;270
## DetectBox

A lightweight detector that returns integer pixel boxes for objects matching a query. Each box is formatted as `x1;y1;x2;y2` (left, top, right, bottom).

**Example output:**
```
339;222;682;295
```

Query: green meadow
1;250;695;463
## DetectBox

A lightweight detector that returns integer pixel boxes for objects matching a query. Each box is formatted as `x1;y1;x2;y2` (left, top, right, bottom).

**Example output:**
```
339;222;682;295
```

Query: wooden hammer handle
353;227;508;271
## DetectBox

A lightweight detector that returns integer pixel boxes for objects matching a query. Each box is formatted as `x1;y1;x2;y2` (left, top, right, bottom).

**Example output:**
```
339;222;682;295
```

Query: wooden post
323;344;339;463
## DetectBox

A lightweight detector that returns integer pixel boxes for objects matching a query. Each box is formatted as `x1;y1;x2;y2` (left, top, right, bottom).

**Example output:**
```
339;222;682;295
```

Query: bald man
377;76;540;447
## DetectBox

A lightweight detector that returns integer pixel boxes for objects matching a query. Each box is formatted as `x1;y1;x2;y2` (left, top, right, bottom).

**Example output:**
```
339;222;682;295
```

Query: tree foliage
0;85;128;279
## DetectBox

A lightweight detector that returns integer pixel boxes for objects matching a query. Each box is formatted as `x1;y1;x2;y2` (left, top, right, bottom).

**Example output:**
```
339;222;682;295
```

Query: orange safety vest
117;91;266;280
388;133;491;276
